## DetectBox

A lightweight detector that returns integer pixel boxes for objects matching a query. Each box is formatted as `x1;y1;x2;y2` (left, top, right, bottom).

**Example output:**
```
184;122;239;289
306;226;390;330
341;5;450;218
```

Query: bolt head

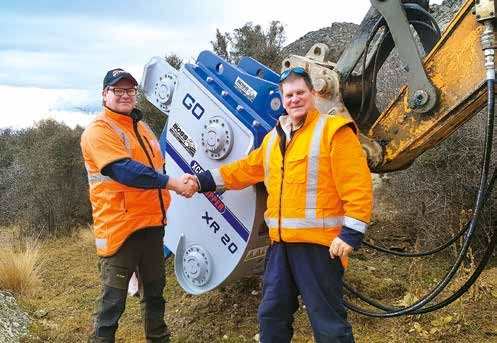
409;90;429;108
313;78;328;93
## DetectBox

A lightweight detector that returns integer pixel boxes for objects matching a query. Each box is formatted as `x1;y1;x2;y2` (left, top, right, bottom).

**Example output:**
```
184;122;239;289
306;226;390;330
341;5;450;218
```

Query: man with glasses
185;67;372;342
81;68;196;342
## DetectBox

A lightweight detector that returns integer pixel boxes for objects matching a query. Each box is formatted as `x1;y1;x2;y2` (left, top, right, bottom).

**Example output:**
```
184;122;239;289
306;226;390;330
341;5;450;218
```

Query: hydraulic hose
415;167;497;314
344;76;495;317
403;3;441;36
346;166;497;314
361;223;467;257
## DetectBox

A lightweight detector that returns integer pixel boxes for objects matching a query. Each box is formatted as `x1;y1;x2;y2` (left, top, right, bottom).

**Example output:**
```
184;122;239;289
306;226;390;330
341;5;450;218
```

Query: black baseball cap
103;68;138;89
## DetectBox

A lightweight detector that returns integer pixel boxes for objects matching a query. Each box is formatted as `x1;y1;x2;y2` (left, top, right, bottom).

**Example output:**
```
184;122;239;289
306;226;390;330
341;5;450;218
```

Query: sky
0;0;443;129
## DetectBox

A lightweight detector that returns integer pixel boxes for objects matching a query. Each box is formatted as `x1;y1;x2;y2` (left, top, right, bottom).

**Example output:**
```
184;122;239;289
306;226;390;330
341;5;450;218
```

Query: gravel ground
0;292;29;342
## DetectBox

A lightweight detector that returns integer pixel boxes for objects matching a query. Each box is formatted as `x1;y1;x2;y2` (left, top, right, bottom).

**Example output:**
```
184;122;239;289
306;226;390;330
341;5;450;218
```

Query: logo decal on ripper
190;160;226;214
169;122;196;157
234;76;257;102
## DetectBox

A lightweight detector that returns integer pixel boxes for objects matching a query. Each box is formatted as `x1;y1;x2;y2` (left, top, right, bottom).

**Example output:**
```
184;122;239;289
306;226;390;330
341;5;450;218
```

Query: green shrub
0;120;91;236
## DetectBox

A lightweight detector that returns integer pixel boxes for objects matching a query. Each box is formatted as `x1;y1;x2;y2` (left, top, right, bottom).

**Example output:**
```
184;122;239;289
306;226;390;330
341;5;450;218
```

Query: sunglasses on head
279;66;307;82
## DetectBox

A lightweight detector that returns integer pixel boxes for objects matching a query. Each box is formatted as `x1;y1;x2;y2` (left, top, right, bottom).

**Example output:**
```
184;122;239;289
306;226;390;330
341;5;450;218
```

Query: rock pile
0;292;29;342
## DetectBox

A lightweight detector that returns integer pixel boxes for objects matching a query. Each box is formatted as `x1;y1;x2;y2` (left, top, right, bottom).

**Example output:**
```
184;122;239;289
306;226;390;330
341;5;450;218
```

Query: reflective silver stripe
88;174;112;184
99;115;132;153
95;238;107;249
343;216;368;233
265;218;277;228
265;216;343;229
211;168;226;192
305;115;328;218
264;129;277;188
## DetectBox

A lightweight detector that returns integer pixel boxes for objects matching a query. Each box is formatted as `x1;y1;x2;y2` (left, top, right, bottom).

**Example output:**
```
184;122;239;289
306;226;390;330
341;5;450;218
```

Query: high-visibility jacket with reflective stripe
80;107;171;256
215;107;372;253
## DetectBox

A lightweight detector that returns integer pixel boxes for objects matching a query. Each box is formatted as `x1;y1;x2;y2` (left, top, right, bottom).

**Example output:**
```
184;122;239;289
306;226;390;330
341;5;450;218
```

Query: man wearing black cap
81;68;196;342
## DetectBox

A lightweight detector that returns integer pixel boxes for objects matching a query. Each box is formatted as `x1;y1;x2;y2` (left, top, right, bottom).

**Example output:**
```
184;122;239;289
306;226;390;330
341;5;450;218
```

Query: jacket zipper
276;125;301;243
132;121;166;225
278;156;285;242
143;136;156;158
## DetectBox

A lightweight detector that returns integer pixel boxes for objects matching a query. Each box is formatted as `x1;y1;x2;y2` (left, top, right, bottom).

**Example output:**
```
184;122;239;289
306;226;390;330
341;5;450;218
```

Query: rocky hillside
283;0;464;59
281;22;359;63
282;0;465;110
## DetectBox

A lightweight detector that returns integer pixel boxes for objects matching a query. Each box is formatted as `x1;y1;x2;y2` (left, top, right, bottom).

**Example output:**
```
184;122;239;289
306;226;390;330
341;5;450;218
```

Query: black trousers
89;227;169;343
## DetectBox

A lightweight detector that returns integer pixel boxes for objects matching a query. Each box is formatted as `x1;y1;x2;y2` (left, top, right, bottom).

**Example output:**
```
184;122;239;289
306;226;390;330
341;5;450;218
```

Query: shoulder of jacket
138;120;157;138
325;114;357;134
82;115;116;138
263;126;278;140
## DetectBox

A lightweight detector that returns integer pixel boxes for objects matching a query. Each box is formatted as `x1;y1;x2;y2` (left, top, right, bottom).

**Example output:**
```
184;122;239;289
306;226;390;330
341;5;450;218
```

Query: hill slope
15;229;497;342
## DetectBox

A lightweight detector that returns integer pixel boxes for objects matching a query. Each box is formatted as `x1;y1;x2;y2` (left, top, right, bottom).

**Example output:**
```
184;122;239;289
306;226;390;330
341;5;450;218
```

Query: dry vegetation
0;228;42;297
0;225;493;343
370;112;497;257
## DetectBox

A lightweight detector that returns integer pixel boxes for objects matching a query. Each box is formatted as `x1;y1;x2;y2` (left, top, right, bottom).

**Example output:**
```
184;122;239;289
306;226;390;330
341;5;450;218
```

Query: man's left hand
329;237;353;259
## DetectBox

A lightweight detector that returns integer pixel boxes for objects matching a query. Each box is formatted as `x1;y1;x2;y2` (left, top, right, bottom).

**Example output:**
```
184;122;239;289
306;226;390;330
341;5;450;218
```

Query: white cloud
0;86;98;129
0;16;212;89
44;110;97;129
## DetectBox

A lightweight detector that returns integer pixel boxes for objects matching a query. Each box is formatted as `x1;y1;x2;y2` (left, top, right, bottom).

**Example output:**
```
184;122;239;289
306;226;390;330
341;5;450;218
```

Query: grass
1;226;496;342
0;232;42;297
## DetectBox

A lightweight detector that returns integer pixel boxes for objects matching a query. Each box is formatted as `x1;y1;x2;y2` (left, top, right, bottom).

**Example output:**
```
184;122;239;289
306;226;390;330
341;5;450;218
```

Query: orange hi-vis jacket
211;107;372;254
81;107;171;257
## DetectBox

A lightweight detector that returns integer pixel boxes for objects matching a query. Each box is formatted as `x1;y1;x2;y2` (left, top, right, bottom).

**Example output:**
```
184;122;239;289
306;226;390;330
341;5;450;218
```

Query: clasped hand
172;173;199;198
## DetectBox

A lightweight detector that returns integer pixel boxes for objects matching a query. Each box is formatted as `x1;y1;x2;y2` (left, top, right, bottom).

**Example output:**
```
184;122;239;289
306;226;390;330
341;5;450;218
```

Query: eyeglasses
108;87;137;96
279;66;307;83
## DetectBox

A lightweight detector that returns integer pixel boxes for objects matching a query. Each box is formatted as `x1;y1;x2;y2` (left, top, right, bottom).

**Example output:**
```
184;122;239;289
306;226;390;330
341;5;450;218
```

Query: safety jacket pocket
285;154;307;184
123;190;161;216
103;191;125;213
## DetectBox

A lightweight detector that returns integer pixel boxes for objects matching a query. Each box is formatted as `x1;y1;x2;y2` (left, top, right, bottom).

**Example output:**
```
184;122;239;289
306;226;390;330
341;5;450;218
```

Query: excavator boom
369;0;491;171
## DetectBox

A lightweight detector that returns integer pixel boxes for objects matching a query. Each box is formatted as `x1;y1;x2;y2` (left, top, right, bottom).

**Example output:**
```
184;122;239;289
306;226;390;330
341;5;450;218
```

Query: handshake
167;173;199;198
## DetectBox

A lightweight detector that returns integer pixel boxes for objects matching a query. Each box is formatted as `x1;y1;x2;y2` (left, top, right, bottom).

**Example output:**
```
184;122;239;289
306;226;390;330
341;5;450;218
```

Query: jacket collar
278;106;320;132
276;107;320;146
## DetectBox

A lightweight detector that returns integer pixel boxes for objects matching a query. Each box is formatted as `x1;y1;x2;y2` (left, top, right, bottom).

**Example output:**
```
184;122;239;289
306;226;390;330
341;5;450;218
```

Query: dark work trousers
258;243;354;343
89;227;169;343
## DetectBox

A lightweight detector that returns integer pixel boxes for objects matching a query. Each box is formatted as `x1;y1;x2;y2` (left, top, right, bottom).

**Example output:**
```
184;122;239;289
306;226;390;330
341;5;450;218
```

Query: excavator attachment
338;0;441;130
141;0;495;295
142;53;282;294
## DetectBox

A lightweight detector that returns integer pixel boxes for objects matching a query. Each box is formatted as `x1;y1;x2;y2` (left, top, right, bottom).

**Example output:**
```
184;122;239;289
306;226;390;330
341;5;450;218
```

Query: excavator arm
368;0;493;172
283;0;496;172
